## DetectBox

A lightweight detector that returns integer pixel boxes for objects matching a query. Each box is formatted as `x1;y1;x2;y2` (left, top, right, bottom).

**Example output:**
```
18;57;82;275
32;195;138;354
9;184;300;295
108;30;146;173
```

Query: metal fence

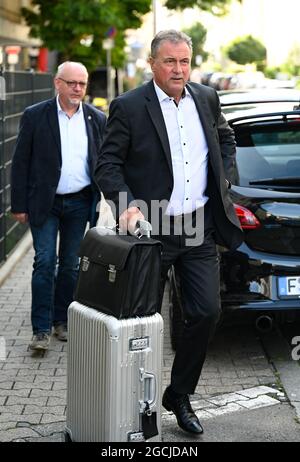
0;70;54;266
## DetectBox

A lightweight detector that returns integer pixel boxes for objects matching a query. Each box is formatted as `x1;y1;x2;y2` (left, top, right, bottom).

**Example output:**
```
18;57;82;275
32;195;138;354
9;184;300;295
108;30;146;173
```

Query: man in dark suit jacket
11;61;106;351
95;31;243;435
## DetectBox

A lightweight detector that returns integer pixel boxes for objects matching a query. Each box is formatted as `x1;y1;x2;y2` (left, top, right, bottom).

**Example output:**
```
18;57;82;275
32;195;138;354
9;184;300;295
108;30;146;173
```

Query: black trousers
155;204;221;394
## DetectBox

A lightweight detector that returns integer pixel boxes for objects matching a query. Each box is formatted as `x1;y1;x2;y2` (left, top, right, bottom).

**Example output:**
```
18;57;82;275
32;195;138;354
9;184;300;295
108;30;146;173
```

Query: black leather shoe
162;387;203;435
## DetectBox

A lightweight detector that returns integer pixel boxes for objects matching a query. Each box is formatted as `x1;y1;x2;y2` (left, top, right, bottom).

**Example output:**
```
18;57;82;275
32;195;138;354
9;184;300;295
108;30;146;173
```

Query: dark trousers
156;204;221;394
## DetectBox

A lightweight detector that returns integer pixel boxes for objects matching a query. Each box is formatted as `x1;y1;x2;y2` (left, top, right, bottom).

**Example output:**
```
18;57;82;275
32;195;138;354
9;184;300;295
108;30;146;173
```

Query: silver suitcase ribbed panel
66;302;163;442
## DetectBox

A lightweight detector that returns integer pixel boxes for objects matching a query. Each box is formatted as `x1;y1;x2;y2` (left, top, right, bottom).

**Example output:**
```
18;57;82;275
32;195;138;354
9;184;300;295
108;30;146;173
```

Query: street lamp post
102;38;114;105
152;0;157;36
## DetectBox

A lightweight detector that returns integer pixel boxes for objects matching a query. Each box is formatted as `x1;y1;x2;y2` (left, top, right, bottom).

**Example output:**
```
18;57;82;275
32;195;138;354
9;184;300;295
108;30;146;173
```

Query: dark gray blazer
95;80;243;250
11;97;106;226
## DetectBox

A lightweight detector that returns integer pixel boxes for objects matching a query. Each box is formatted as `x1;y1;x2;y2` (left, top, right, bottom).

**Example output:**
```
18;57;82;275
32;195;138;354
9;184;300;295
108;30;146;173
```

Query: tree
226;35;266;66
183;23;208;67
21;0;152;70
165;0;239;16
282;44;300;76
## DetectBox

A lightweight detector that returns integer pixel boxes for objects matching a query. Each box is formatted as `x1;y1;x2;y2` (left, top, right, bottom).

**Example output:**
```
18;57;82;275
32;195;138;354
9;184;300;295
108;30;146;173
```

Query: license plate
278;276;300;298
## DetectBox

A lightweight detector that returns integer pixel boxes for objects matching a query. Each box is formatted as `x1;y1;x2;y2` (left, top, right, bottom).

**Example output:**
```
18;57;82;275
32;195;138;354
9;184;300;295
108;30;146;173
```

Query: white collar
153;80;190;103
56;95;82;114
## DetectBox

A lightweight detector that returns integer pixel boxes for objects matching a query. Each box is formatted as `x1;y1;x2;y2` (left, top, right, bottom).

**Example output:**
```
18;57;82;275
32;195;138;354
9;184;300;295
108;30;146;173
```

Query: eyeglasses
57;77;88;89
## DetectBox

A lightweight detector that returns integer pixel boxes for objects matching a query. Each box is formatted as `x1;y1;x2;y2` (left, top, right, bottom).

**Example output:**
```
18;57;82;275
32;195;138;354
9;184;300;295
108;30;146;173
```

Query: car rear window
233;124;300;186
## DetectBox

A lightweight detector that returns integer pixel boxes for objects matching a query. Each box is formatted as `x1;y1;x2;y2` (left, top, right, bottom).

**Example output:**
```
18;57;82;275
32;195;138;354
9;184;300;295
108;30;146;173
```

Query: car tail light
234;204;261;229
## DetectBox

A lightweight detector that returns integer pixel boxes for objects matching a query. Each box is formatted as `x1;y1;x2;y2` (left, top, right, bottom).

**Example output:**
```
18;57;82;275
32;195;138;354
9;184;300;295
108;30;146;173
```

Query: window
234;124;300;186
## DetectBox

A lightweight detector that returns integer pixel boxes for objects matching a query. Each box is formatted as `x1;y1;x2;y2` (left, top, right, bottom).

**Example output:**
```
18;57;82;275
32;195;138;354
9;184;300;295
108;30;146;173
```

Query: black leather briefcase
74;227;162;319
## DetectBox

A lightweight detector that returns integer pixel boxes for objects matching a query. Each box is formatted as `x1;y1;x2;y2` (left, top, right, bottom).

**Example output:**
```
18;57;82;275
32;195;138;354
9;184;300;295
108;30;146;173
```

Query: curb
0;231;32;287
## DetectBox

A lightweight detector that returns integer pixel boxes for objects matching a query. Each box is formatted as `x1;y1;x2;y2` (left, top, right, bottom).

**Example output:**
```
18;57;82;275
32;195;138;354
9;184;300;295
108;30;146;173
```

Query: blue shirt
56;96;90;194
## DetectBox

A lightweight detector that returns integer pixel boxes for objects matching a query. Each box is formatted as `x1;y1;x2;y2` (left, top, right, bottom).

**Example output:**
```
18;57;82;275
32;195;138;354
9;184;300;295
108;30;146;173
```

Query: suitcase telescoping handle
102;219;152;238
134;220;152;239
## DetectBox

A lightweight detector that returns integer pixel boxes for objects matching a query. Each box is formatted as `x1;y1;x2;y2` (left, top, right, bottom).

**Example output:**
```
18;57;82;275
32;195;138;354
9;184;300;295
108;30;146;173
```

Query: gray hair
56;61;88;77
151;30;193;58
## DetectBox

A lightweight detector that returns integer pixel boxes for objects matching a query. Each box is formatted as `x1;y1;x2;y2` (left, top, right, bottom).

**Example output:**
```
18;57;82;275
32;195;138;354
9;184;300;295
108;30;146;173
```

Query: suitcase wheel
64;431;73;443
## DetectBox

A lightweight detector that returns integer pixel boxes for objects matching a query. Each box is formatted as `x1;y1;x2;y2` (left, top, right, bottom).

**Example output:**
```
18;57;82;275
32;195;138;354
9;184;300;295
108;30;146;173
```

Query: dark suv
169;89;300;344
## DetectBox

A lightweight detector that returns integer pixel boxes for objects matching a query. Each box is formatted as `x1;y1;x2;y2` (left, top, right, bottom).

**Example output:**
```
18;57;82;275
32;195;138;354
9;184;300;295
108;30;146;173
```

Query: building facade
0;1;54;71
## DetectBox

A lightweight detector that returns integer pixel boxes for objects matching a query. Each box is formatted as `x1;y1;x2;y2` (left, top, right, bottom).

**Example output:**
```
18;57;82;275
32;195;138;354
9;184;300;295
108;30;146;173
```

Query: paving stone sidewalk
0;247;279;442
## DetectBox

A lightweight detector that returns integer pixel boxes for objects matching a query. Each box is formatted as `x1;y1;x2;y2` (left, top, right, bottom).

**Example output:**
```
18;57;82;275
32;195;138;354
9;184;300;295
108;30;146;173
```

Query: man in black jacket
95;30;243;436
11;61;106;351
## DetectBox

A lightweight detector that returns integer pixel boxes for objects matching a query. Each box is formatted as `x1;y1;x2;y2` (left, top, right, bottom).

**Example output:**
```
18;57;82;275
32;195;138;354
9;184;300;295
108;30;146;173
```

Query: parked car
169;89;300;347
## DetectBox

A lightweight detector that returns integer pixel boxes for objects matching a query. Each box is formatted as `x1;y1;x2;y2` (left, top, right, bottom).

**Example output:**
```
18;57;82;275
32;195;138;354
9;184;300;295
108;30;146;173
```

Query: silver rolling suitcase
65;301;164;442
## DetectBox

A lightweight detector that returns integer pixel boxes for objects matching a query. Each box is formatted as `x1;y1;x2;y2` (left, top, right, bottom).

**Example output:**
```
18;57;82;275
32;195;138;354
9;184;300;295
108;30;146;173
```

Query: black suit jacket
11;97;106;226
95;80;243;250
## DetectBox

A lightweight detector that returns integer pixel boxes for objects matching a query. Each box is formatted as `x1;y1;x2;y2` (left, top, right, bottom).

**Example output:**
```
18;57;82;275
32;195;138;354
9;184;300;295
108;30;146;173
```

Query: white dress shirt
154;82;208;216
56;96;90;194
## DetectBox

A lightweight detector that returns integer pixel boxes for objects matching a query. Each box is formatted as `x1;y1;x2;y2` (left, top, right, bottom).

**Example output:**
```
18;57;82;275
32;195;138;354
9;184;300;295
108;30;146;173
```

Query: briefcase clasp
81;256;90;272
108;264;116;282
